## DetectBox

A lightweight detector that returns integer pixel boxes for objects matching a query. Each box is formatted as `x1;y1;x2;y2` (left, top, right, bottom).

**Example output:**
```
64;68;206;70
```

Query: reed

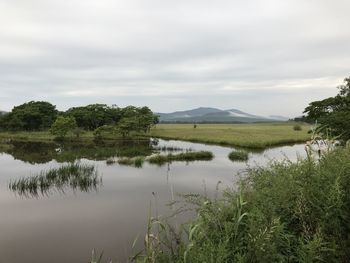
9;163;100;197
117;157;145;168
228;150;249;161
148;151;213;165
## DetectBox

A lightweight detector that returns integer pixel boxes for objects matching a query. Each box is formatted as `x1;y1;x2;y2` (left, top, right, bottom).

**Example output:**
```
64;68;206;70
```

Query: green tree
117;117;138;137
66;104;122;130
50;116;77;139
0;101;58;131
304;77;350;141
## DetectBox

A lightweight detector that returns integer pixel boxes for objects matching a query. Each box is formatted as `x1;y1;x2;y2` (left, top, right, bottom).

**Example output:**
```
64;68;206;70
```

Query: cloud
0;0;349;116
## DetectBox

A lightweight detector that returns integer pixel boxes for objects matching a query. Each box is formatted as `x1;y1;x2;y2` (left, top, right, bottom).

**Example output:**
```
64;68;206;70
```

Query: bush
293;124;302;131
50;116;77;139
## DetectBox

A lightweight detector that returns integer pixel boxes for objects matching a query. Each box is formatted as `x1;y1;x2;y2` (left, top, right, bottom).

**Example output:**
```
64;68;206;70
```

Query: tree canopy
0;101;58;131
65;104;122;130
304;77;350;141
0;102;158;137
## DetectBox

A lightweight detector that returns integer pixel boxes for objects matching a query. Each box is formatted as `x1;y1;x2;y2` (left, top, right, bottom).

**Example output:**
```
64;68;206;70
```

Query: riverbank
0;123;311;149
149;123;311;149
0;131;148;143
134;146;350;262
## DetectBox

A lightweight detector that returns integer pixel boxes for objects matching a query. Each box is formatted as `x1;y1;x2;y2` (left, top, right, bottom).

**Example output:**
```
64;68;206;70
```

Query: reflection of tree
5;141;57;164
0;139;155;164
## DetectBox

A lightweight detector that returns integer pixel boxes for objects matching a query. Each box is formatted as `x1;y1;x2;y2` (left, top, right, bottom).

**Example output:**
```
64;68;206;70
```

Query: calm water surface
0;139;307;263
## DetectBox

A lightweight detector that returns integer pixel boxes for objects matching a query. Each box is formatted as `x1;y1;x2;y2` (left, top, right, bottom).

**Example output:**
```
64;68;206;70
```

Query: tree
303;77;350;141
50;116;77;139
66;104;122;130
117;117;138;138
0;101;58;131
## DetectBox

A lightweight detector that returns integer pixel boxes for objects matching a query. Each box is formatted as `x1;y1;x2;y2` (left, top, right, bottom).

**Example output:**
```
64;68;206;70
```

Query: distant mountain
156;108;285;123
268;115;289;121
156;107;222;121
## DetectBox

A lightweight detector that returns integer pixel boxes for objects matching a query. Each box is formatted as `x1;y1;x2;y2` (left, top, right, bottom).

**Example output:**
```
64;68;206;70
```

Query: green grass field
150;123;311;148
0;123;311;149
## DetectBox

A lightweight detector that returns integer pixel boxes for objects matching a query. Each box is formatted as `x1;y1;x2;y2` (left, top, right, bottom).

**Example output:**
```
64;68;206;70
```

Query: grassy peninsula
149;123;311;148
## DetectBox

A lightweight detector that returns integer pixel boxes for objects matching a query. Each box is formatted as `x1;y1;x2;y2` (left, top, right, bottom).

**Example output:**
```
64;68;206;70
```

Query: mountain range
156;107;289;123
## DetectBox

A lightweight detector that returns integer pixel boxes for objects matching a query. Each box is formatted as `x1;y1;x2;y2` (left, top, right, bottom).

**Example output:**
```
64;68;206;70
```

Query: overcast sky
1;0;349;117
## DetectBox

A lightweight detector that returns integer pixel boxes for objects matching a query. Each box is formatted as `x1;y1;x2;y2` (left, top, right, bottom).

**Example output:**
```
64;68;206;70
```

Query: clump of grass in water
106;158;115;165
9;163;100;198
153;146;188;152
148;151;213;165
117;157;145;168
228;150;249;161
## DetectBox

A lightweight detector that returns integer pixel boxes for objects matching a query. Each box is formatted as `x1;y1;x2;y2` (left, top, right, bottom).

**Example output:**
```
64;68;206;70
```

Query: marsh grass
117;147;153;158
228;150;249;161
153;146;188;152
117;157;145;168
9;163;100;197
133;147;350;262
149;123;311;148
148;151;213;165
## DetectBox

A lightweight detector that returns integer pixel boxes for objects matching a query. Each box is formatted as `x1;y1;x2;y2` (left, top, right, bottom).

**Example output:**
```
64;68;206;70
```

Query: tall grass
148;151;214;165
9;163;100;197
117;157;145;168
133;147;350;262
228;150;249;161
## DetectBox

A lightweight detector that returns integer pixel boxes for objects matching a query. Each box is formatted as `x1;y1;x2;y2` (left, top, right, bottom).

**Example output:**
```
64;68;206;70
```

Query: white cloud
0;0;349;116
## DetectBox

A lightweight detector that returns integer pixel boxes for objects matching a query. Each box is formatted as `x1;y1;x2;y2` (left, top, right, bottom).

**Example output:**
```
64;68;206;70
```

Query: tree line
0;102;159;139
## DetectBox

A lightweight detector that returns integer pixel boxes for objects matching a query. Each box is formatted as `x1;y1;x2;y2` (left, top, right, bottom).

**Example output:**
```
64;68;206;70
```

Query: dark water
0;139;307;263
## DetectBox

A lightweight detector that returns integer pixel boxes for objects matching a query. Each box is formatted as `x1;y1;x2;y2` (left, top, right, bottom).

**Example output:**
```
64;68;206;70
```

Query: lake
0;138;307;263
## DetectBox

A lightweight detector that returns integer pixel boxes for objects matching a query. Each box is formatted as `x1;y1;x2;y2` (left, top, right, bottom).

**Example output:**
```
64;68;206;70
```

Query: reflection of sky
0;139;307;262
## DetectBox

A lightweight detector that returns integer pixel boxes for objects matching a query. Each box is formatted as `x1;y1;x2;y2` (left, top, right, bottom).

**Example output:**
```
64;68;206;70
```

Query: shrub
50;116;77;139
293;124;302;131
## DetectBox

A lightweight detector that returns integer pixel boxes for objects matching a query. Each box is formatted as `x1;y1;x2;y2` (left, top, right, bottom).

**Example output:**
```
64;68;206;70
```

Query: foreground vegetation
149;123;311;148
133;146;350;262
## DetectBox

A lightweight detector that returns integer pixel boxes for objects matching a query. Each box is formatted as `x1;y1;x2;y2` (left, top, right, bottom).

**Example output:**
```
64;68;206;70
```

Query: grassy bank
150;123;311;148
135;147;350;262
0;131;148;143
0;123;311;149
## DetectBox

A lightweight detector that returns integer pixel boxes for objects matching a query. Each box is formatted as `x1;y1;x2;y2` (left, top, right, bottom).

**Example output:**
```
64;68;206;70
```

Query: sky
0;0;349;117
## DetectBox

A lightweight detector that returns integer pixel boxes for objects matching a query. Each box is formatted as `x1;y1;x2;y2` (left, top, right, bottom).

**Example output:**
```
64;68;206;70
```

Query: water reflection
0;138;308;263
0;139;155;164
